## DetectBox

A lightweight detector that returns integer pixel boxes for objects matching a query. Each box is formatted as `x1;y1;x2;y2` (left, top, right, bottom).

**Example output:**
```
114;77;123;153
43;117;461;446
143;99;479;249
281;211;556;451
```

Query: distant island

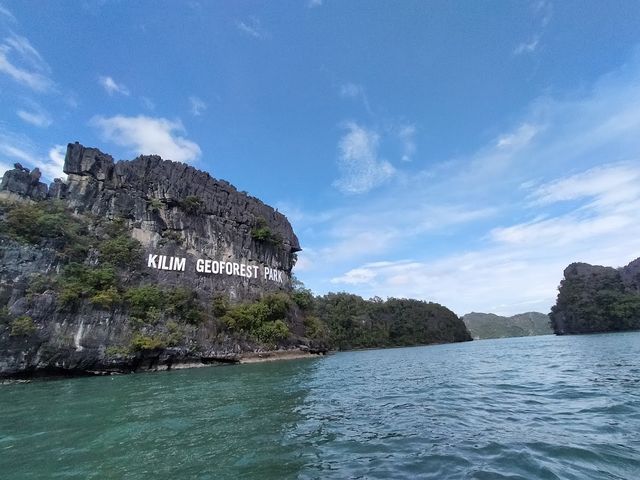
0;143;471;379
550;257;640;334
463;312;551;340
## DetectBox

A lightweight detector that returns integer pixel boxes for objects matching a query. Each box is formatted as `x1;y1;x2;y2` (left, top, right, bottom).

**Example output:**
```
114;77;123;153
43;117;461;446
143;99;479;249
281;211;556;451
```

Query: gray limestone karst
550;258;640;334
0;143;309;378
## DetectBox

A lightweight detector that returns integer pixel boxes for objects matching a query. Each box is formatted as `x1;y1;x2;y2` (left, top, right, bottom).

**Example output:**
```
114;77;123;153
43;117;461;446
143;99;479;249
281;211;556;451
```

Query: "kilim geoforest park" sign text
147;254;286;284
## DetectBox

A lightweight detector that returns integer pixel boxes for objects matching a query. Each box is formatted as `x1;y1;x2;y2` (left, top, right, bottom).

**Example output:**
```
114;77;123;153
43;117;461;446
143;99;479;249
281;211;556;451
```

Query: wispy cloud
533;0;553;27
513;1;552;56
495;122;539;149
529;162;640;209
339;82;372;114
44;145;66;179
236;17;269;39
0;138;32;165
0;131;65;180
300;54;640;315
333;122;395;194
0;34;53;91
308;0;323;8
514;35;540;56
98;75;130;96
16;105;52;128
397;124;416;162
340;83;364;98
189;95;207;116
90;114;202;164
330;161;640;315
0;3;17;23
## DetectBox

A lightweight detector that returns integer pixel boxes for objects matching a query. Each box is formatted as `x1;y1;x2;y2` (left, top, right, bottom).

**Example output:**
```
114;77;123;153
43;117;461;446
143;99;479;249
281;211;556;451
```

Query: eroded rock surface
0;143;312;378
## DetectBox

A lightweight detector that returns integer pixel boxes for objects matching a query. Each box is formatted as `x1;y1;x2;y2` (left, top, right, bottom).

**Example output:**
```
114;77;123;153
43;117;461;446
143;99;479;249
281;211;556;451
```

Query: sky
1;1;640;316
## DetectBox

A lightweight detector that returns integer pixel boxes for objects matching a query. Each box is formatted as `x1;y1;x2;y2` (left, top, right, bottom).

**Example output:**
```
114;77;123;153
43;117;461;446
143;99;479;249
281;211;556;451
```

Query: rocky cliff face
0;143;312;378
550;258;640;334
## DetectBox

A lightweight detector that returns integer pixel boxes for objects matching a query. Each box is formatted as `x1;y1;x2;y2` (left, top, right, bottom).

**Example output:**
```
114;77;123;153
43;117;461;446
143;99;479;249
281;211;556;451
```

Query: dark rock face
620;258;640;294
550;258;640;335
0;164;48;200
60;142;299;300
0;143;305;378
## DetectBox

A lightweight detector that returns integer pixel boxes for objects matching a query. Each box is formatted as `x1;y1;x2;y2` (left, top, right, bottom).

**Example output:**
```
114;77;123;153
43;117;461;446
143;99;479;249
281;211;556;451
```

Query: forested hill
463;312;551;339
550;258;640;334
304;292;472;350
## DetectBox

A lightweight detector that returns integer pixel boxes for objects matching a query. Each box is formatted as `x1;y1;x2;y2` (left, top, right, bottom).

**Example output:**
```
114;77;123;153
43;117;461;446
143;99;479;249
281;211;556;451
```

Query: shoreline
239;349;326;364
0;348;328;384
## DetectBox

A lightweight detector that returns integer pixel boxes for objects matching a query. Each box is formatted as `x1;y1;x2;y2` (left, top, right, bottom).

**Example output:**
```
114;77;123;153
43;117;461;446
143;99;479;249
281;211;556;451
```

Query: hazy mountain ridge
463;312;552;339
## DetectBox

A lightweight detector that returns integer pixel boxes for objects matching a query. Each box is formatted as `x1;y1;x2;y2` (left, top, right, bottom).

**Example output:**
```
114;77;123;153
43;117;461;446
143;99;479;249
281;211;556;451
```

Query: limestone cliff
550;258;640;334
0;143;316;378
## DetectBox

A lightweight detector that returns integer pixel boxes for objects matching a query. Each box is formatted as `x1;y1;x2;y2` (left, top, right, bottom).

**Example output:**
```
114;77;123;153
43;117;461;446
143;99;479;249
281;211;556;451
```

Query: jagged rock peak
61;142;300;253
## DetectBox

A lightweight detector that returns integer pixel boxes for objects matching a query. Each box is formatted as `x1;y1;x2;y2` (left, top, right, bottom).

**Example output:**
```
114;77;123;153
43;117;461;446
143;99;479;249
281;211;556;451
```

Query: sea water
1;332;639;479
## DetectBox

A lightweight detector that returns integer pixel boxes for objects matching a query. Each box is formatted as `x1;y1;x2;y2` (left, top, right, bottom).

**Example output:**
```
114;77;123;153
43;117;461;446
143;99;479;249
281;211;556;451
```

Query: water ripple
1;333;639;479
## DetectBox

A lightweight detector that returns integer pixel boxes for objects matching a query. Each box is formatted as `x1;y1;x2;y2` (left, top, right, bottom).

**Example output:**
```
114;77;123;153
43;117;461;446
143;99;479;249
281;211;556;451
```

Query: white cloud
299;55;640;315
310;204;494;266
90;114;202;164
331;267;378;285
326;161;640;315
333;122;395;194
496;123;539;149
513;2;552;56
16;106;51;127
339;82;372;114
0;141;32;164
514;36;540;56
330;190;640;316
491;162;640;248
398;124;416;162
0;4;17;23
189;96;207;116
236;17;269;39
99;75;130;96
529;162;640;208
0;132;65;180
533;0;553;27
0;160;11;178
340;83;363;98
308;0;323;8
42;145;66;179
0;34;53;91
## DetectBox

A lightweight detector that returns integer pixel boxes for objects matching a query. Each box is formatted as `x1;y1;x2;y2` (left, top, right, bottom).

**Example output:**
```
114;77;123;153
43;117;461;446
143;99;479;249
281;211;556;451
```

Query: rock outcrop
0;163;48;200
0;143;314;378
550;258;640;334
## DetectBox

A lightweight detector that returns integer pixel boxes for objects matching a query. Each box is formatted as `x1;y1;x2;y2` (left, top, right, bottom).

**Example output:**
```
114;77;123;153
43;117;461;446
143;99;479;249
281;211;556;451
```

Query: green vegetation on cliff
9;316;36;337
550;260;640;334
251;217;284;246
1;199;90;261
216;293;292;344
1;196;472;376
463;312;552;339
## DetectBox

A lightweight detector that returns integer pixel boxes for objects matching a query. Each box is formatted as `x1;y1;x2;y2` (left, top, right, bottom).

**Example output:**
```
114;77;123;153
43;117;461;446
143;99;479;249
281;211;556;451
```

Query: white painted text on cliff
147;254;286;284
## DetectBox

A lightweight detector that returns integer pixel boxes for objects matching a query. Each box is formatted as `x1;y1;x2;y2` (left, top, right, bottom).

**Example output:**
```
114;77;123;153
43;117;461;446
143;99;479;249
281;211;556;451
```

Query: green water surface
1;332;639;479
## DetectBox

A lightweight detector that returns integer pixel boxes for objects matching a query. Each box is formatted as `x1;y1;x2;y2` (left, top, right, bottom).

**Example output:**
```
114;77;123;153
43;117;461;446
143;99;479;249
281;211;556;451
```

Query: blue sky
1;1;640;315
